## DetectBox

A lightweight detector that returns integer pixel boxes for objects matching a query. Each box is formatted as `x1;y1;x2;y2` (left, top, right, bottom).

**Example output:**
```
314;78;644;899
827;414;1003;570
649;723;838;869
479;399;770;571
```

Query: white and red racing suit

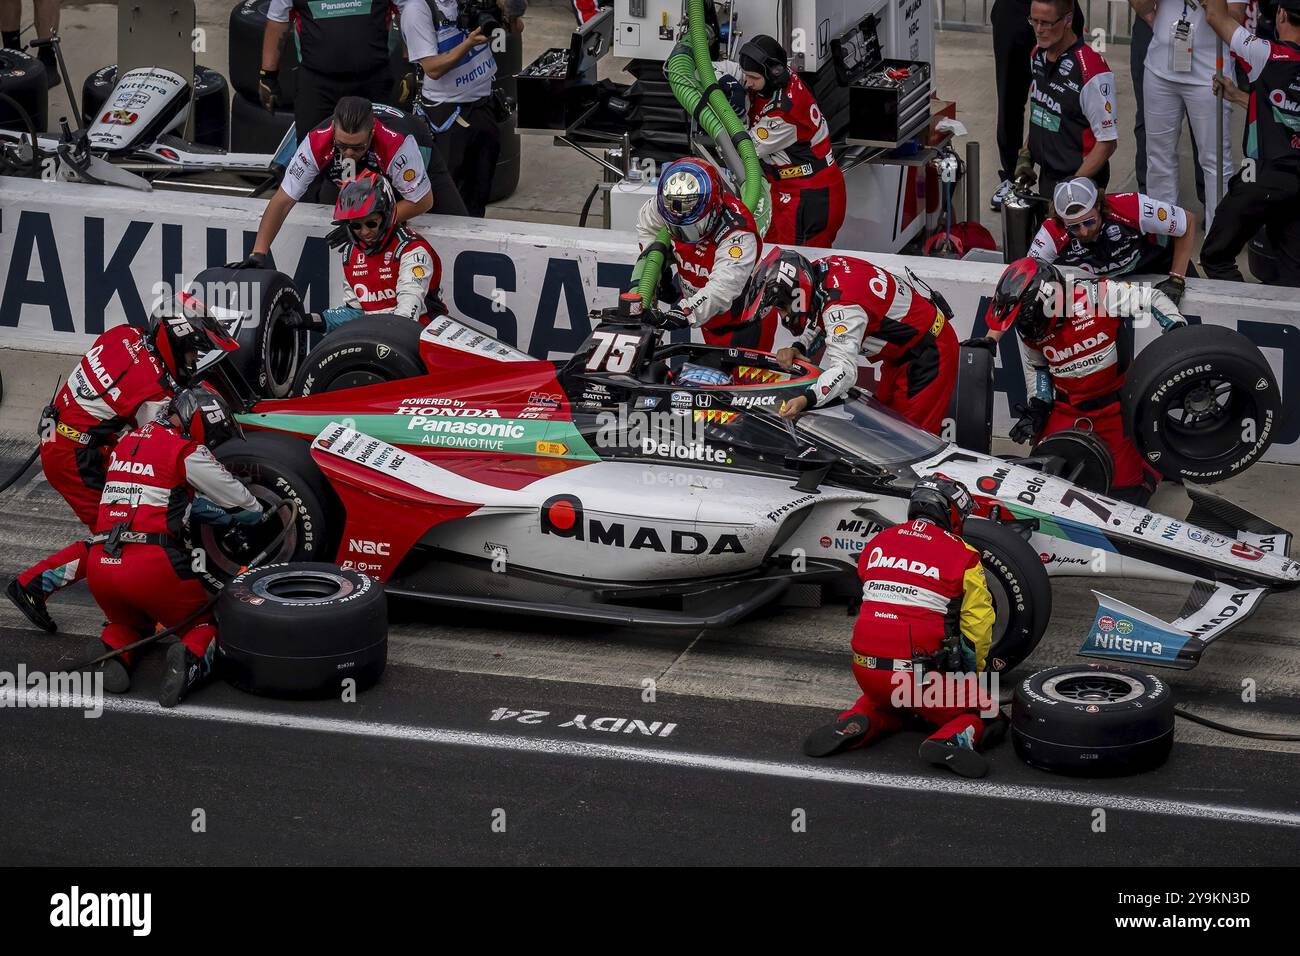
322;224;447;330
16;327;175;601
794;255;958;434
716;60;846;247
1029;192;1190;277
87;421;261;665
635;189;772;349
280;117;432;205
838;518;996;747
1019;278;1184;491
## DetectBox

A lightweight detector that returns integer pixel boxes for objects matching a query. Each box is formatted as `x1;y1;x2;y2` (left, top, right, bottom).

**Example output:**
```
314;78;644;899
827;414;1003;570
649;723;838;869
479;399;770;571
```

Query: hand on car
775;346;803;371
1155;274;1186;307
779;395;809;419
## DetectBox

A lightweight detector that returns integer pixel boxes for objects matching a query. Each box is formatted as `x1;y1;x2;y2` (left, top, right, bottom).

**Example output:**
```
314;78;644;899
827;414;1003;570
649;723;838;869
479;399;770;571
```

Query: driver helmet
908;475;974;535
986;257;1064;342
753;248;819;336
168;383;244;448
148;293;240;387
656;158;727;244
333;170;398;256
675;363;732;387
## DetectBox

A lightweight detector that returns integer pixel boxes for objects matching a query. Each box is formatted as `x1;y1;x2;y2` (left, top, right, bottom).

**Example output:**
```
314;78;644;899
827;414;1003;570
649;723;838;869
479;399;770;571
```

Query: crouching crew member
635;157;775;351
804;478;1006;778
759;250;958;434
85;388;264;707
6;308;237;633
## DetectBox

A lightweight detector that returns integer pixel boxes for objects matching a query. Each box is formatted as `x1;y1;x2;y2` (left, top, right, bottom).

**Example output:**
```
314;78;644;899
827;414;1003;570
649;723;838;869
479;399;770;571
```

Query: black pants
418;97;501;218
295;66;393;141
1201;168;1300;283
1129;17;1204;201
991;0;1086;181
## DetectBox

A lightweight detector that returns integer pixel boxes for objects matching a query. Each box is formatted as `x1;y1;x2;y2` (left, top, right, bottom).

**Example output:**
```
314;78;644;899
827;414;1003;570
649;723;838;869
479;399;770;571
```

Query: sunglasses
353;215;385;231
1027;14;1066;29
1064;215;1100;234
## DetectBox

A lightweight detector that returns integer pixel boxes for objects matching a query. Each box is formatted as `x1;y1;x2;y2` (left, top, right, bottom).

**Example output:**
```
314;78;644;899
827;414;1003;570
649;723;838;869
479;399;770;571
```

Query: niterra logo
50;886;151;936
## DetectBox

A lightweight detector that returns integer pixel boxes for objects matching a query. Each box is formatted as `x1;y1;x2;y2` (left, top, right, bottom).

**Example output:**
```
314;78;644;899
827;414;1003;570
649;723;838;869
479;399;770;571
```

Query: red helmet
656;158;727;244
986;257;1064;341
333;170;397;256
751;248;819;336
908;475;974;535
148;293;240;387
169;383;244;448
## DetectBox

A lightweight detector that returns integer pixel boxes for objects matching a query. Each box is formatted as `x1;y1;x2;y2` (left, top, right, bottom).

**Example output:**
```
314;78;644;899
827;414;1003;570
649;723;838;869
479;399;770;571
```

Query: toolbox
833;14;933;149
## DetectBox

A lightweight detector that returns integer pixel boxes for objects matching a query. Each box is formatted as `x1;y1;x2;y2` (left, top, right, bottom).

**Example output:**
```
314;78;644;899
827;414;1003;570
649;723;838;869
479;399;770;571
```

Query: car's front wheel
962;517;1053;674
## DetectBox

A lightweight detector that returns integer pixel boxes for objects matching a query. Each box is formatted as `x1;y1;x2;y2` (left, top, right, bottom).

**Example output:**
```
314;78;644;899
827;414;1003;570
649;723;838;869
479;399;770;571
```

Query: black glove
226;251;268;270
1013;147;1036;187
960;336;998;352
325;225;351;251
395;68;421;111
1010;398;1052;445
258;69;281;112
656;308;691;331
284;311;326;333
1155;273;1186;307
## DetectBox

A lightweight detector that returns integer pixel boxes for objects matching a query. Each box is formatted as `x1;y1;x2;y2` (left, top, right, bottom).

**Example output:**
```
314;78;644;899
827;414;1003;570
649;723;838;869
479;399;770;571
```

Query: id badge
1169;17;1194;73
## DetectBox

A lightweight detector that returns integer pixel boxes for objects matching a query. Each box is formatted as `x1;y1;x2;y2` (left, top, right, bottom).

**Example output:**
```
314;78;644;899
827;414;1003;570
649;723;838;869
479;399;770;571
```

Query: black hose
0;445;40;495
578;182;601;227
1174;706;1300;742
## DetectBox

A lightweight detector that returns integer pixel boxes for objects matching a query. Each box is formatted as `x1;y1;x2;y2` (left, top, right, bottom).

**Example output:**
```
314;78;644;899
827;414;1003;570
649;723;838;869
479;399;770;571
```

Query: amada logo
540;494;744;555
1270;89;1300;112
108;459;155;477
864;547;940;579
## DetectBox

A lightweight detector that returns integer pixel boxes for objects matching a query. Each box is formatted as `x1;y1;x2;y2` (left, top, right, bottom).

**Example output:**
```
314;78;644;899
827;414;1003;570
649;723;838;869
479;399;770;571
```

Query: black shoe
803;714;872;758
6;578;57;633
919;734;989;778
159;642;211;708
83;639;130;694
980;712;1011;751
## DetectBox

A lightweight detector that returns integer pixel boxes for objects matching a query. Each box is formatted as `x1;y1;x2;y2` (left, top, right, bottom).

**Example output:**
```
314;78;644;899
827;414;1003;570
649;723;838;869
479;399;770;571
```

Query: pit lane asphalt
1;436;1299;865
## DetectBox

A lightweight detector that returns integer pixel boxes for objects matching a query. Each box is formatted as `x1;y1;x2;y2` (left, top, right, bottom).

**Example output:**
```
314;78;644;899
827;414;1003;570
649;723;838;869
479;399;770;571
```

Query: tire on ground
1012;663;1175;776
947;344;993;453
208;432;342;577
229;89;295;155
229;0;300;108
293;315;427;396
217;562;386;698
1030;428;1114;494
189;265;305;398
82;64;230;148
1121;324;1281;483
961;517;1052;674
0;49;48;133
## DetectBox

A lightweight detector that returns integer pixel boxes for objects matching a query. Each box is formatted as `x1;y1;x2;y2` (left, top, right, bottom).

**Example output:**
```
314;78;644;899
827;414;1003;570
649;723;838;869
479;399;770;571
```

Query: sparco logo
540;494;744;555
865;547;940;579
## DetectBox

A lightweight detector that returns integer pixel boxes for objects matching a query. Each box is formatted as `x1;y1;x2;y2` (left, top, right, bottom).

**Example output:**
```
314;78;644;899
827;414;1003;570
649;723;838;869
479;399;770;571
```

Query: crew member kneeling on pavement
288;171;447;333
804;478;1006;778
5;307;238;633
713;34;846;248
85;388;265;708
982;257;1186;504
1030;177;1196;299
758;250;958;435
635;157;773;350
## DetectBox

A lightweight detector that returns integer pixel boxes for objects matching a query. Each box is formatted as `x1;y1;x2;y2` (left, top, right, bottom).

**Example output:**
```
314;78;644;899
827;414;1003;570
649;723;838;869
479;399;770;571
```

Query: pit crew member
803;478;1005;778
761;250;958;435
983;256;1186;504
5;307;237;633
287;171;447;333
635;157;773;350
84;388;264;707
1030;177;1196;299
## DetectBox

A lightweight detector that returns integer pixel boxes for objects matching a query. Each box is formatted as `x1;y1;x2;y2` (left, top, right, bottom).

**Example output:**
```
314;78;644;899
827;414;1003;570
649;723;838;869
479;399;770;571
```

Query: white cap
1052;177;1099;219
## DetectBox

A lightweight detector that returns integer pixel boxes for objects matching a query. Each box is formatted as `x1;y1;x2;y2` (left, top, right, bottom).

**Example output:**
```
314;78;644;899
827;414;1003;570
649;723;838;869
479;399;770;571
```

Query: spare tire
82;64;230;148
488;32;522;204
1012;663;1175;776
189;266;305;398
1122;324;1281;484
217;562;387;699
229;89;295;155
947;344;994;453
1031;428;1114;494
229;0;300;108
962;517;1052;674
294;315;427;396
0;49;48;133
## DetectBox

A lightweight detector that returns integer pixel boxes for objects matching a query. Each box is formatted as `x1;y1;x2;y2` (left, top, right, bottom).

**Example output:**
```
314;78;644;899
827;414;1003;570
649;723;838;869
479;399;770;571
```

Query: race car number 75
586;331;641;373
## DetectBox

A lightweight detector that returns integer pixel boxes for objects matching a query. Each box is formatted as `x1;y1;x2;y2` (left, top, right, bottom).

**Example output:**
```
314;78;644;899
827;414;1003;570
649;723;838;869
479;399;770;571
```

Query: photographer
400;0;526;217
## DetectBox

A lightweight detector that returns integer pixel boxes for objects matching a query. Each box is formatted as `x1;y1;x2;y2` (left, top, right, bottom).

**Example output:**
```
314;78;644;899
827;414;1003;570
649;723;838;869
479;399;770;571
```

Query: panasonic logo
865;547;941;580
405;419;526;439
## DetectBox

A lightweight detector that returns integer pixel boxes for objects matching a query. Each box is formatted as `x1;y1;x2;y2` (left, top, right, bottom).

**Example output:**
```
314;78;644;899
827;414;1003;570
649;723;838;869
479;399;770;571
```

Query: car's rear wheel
962;517;1052;674
293;315;426;396
1030;428;1114;495
189;266;305;399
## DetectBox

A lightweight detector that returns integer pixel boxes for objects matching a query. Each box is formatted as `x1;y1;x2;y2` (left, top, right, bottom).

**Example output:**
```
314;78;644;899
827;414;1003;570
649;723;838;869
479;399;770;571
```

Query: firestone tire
228;0;300;108
229;89;295;155
293;315;426;396
948;344;994;454
0;49;48;133
961;518;1052;674
1031;428;1114;495
1012;663;1175;776
189;265;305;398
1121;324;1281;484
217;562;387;699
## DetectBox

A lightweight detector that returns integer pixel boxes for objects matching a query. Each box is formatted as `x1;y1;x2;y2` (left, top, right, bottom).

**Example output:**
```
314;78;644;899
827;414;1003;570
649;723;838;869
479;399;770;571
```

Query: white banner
2;180;1298;460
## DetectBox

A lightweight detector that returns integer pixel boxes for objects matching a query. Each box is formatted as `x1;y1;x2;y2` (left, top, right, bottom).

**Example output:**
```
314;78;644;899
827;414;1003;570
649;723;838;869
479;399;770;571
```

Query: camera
457;0;503;37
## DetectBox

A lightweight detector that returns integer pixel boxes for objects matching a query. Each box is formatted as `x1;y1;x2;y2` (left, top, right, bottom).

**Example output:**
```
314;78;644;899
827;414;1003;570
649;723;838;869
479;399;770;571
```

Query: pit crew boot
918;726;989;778
803;713;872;758
6;578;57;633
159;641;212;708
83;640;130;694
979;712;1011;751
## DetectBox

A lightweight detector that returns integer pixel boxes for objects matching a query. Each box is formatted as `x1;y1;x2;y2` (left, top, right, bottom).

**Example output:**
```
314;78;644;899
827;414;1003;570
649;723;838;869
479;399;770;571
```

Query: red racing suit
322;224;447;330
635;189;773;350
1019;277;1184;490
842;519;996;745
1028;192;1189;277
16;326;174;599
87;421;261;662
795;255;958;434
280;117;432;205
716;60;846;247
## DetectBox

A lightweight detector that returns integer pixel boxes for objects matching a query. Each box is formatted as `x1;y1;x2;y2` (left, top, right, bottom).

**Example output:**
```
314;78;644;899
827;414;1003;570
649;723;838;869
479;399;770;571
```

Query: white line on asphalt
11;690;1300;828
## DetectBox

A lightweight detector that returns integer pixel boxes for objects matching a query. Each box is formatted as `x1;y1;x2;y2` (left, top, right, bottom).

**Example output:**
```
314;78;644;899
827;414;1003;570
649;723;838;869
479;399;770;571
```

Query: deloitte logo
641;437;730;464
